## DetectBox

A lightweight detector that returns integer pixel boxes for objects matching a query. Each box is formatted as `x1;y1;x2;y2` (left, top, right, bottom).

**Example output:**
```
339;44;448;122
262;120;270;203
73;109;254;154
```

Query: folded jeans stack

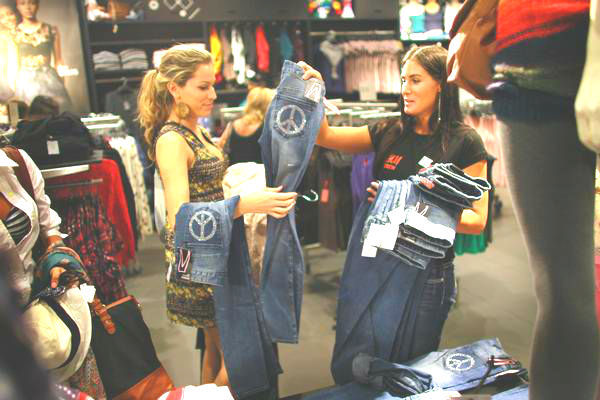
361;163;490;269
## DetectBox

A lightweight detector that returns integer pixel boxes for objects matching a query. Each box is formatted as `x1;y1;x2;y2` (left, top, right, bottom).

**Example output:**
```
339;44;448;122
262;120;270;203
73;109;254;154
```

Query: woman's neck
20;17;39;28
168;113;197;133
414;114;432;135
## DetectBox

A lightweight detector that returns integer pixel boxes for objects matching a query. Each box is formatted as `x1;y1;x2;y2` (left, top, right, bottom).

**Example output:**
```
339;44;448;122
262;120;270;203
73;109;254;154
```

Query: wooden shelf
91;38;203;47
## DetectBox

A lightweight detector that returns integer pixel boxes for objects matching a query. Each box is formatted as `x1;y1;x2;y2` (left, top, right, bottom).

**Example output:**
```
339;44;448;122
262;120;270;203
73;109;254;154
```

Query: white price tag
47;140;60;155
361;243;378;258
418;155;433;168
387;206;406;226
379;223;399;250
79;284;96;303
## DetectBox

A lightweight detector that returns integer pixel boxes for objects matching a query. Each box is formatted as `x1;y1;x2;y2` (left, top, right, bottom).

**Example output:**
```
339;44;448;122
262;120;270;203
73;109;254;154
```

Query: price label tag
418;155;433;168
47;140;60;155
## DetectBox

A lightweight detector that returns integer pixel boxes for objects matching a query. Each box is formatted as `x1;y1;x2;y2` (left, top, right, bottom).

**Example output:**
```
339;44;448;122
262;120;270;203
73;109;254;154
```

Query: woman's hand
366;181;380;203
49;266;79;289
297;61;324;82
238;186;298;219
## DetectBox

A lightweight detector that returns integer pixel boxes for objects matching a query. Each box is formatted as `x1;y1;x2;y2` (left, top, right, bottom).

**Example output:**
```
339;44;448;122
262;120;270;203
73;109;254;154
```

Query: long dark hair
373;45;463;173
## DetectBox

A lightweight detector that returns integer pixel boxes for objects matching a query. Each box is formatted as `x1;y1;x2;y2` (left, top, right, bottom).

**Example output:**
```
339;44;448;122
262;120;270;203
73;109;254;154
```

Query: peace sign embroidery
276;105;307;137
189;210;218;242
445;352;476;372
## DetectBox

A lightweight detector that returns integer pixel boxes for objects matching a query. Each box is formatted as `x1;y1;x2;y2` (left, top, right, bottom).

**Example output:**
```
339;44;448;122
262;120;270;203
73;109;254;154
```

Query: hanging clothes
291;26;305;62
279;28;294;63
268;24;282;85
231;26;246;85
243;25;257;79
220;26;236;82
109;136;153;237
255;24;270;73
209;24;223;83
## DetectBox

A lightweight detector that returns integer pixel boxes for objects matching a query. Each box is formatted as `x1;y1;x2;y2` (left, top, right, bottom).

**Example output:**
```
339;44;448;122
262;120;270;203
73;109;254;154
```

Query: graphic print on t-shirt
383;154;404;171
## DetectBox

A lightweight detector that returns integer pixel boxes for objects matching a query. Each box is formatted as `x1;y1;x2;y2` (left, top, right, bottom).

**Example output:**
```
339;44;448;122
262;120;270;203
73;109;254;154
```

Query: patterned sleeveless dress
157;122;228;328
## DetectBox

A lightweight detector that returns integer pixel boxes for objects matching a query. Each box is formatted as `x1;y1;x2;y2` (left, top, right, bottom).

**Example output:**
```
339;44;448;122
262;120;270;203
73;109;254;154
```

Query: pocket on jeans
271;94;315;139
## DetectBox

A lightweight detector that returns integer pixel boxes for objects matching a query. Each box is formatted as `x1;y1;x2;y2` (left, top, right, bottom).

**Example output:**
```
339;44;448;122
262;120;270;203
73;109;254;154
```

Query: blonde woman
137;44;296;389
218;87;274;165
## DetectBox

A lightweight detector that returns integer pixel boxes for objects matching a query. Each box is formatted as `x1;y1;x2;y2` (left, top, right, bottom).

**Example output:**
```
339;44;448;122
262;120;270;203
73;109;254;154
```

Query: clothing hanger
116;77;132;93
46;178;103;191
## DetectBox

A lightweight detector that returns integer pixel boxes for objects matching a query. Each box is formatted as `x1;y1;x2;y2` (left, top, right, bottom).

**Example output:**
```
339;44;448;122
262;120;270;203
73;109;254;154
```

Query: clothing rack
46;178;103;191
309;30;396;37
41;165;90;179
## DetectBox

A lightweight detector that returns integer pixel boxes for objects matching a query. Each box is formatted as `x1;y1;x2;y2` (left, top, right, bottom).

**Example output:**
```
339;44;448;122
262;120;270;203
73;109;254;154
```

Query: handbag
91;295;174;400
446;0;498;100
11;112;94;167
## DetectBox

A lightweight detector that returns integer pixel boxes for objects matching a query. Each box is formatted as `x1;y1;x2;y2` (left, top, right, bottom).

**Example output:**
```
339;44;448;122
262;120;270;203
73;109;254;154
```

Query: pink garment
220;26;236;82
341;40;403;94
464;114;508;187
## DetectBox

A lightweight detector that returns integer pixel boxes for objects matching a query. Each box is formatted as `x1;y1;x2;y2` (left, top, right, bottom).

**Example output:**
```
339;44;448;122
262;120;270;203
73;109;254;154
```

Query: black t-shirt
368;121;488;262
368;121;487;180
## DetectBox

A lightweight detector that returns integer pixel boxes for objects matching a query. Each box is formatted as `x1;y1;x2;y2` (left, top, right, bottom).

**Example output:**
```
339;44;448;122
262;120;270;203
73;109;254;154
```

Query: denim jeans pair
258;60;326;344
333;200;443;384
175;198;280;398
407;338;526;392
302;384;458;400
414;163;491;209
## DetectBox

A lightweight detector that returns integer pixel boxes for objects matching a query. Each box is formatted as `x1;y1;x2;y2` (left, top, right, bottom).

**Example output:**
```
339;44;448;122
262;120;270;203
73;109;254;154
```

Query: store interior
0;0;597;399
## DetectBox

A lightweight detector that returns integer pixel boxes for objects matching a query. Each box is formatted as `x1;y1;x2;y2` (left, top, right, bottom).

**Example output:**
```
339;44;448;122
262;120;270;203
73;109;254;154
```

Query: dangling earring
437;93;442;124
175;98;190;120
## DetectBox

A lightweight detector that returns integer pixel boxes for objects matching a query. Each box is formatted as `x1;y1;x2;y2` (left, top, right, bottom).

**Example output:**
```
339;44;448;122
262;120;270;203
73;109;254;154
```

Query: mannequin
400;0;425;39
424;0;443;36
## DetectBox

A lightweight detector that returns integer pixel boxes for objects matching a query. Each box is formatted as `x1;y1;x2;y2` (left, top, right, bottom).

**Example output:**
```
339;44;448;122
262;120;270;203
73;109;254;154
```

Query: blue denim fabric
175;198;281;398
259;60;326;343
424;163;491;192
408;261;455;359
407;338;526;392
175;199;238;286
332;200;425;384
399;181;461;252
491;384;529;400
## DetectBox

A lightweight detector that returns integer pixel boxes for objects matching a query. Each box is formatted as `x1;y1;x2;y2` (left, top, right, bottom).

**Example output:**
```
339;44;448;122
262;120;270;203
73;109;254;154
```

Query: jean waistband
281;60;305;81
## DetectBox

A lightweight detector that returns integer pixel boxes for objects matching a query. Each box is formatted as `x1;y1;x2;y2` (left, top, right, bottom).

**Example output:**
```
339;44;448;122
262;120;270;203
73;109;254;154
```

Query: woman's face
0;6;17;29
401;59;441;121
173;63;217;119
15;0;39;20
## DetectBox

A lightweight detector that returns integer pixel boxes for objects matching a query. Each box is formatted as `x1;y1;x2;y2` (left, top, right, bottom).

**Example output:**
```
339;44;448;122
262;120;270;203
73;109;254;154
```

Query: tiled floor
127;187;535;397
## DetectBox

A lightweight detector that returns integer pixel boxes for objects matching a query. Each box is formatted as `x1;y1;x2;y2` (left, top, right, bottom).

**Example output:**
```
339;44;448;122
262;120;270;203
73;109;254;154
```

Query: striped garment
4;207;31;245
490;0;590;121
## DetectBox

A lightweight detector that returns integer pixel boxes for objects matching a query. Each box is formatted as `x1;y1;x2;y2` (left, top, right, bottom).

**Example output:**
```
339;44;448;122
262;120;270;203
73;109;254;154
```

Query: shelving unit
76;1;402;112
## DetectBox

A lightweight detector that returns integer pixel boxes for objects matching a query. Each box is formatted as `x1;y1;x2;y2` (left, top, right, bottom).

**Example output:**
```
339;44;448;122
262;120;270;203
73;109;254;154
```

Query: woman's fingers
265;185;283;193
297;61;323;81
49;267;66;288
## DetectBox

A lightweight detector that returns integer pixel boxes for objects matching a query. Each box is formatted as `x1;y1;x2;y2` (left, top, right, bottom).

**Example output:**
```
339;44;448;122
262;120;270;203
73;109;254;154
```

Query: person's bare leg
201;326;221;384
499;117;599;400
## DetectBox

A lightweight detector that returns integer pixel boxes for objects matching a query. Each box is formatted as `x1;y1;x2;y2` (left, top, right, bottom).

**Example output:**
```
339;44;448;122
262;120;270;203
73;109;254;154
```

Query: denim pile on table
361;163;491;270
306;339;526;400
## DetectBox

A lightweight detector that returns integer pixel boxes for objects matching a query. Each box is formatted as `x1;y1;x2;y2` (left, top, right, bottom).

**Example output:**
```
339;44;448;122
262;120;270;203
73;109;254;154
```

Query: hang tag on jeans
379;224;400;250
176;248;191;281
418;155;433;168
387;206;406;226
361;243;378;258
304;79;323;103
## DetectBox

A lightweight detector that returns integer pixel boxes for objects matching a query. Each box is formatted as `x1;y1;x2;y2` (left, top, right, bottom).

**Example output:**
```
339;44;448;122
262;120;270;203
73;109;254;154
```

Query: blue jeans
407;338;526;392
259;60;326;343
332;201;425;384
174;199;280;398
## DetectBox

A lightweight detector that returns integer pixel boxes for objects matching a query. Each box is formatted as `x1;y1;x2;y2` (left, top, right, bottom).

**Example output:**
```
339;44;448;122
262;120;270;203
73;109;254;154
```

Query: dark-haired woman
299;45;488;358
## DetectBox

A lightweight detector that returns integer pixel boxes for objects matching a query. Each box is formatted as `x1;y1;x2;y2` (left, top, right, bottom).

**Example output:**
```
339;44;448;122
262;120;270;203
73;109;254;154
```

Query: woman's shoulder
450;121;479;139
